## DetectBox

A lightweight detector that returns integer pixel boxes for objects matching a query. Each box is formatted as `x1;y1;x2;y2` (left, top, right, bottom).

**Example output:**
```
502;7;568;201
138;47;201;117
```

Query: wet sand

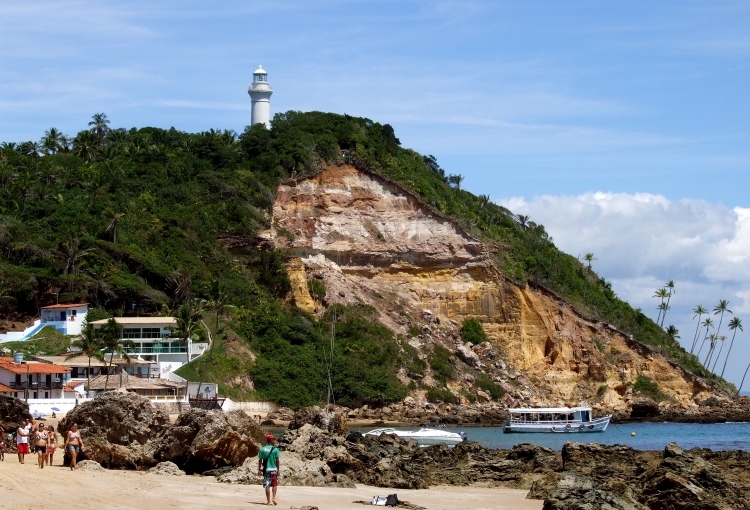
0;455;541;509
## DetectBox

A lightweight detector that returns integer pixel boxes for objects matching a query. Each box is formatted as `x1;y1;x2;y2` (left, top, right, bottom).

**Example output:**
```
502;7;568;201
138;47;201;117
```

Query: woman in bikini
33;424;49;469
64;424;84;471
46;425;57;466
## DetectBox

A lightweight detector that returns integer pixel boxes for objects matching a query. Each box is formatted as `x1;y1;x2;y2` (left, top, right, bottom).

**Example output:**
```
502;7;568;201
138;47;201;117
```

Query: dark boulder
150;408;262;473
630;399;660;418
58;392;169;469
0;395;31;447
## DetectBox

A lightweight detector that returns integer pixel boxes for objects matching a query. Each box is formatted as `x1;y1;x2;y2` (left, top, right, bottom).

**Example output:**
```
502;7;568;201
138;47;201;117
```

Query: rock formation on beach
0;395;31;436
58;392;263;472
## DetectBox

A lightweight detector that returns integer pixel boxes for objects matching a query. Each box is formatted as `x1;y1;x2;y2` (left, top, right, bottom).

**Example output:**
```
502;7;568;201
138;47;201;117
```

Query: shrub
426;387;458;404
633;375;665;401
475;374;505;400
460;318;488;345
428;345;455;384
307;278;326;301
597;384;607;396
408;326;422;338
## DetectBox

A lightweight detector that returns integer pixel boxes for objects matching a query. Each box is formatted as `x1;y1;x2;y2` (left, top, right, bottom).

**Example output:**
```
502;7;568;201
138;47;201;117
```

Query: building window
123;328;141;339
142;328;161;339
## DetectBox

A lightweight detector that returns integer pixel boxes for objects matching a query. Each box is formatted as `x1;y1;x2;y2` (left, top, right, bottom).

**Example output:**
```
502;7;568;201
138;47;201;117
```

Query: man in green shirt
257;434;281;505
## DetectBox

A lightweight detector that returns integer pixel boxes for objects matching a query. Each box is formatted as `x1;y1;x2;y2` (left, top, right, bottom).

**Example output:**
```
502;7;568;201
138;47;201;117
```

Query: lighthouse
248;65;273;128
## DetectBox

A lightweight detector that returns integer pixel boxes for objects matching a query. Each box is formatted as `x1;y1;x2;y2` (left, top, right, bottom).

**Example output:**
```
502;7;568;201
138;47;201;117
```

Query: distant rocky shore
263;394;750;427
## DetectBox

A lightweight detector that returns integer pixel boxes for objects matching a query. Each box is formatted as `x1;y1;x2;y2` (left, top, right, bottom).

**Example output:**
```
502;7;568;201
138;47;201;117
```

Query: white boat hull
504;415;611;433
364;427;465;446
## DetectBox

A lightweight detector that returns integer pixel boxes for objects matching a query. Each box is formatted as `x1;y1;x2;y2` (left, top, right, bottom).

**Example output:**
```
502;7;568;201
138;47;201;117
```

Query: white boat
503;406;611;433
364;424;467;446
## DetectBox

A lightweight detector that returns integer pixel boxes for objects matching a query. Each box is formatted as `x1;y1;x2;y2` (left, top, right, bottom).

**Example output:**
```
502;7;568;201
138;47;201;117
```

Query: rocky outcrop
262;165;720;408
59;392;170;469
148;461;186;476
151;408;262;473
288;406;348;436
0;396;31;436
76;460;106;472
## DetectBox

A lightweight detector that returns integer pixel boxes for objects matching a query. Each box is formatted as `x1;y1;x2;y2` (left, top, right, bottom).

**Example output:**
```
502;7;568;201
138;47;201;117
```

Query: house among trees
0;303;89;342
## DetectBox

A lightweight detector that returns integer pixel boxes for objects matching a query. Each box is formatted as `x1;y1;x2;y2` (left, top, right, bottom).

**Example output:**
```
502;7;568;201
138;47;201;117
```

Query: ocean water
353;422;750;451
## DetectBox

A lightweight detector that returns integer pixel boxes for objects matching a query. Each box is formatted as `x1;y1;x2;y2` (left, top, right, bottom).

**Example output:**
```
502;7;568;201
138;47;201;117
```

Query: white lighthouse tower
248;65;273;128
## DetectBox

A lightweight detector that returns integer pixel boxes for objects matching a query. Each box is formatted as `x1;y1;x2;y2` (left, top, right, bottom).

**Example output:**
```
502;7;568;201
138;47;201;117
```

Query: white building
248;65;273;128
0;303;89;343
0;355;77;400
89;317;208;378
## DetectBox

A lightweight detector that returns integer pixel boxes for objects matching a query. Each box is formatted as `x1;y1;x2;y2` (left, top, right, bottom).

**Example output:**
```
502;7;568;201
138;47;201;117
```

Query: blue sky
2;1;750;384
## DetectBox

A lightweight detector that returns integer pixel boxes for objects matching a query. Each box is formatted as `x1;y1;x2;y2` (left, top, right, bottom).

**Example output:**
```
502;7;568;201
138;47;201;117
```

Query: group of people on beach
2;419;84;470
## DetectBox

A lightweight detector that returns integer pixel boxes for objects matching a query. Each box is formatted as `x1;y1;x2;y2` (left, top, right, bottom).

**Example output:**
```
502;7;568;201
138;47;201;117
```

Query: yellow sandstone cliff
265;165;711;409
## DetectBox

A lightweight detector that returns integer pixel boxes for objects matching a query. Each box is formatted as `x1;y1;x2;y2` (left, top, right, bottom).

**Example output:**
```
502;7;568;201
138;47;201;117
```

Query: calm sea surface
348;422;750;451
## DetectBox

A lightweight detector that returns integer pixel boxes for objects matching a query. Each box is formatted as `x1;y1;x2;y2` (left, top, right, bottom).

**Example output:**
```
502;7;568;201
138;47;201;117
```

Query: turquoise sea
352;422;750;451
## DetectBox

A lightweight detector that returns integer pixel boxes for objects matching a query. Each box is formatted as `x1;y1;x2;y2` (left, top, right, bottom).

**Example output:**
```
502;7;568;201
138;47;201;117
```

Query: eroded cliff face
265;165;712;408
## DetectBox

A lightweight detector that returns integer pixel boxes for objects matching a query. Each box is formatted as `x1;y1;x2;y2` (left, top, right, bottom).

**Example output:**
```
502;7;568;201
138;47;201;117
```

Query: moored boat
503;405;611;433
364;423;467;446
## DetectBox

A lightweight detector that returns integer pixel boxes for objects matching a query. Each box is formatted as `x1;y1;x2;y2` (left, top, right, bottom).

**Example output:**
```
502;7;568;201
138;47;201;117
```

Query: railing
9;382;64;390
147;395;186;402
122;346;187;354
129;373;162;379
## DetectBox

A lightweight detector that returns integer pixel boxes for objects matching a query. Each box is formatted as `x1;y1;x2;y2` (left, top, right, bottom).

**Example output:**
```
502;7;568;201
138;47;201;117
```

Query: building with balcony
89;317;208;378
0;356;76;399
32;355;155;382
0;303;89;342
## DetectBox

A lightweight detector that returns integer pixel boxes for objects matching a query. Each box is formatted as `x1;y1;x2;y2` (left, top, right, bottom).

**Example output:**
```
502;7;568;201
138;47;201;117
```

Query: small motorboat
503;405;611;433
364;423;467;446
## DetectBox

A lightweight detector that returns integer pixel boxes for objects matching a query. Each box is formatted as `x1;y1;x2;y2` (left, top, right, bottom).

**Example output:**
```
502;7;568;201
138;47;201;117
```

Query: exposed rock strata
262;165;723;409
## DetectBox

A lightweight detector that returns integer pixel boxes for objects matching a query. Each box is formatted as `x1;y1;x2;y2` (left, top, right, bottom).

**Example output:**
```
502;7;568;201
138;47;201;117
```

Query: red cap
266;434;275;440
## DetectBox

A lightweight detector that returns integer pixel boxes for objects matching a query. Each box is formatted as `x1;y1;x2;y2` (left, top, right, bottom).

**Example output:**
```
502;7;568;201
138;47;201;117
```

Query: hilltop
0;111;733;409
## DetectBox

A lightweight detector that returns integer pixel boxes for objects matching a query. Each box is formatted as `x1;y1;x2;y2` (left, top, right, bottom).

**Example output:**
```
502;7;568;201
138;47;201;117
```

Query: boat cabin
503;405;611;433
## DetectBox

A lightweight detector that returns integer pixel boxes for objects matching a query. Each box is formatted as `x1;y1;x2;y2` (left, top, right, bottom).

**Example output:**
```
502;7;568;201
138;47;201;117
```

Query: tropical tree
665;325;680;350
737;362;750;396
41;128;63;155
51;237;93;276
447;174;464;189
720;317;743;379
88;113;110;139
657;302;670;326
710;336;727;372
72;130;99;161
690;305;708;354
66;324;105;389
103;209;125;243
517;215;530;230
704;333;718;367
713;300;732;339
654;288;668;324
168;301;205;397
100;318;128;391
696;318;714;359
584;253;597;273
660;280;675;327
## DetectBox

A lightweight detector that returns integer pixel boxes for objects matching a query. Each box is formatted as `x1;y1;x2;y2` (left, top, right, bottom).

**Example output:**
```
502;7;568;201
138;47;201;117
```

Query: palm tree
66;324;105;389
737;361;750;396
654;288;668;324
690;305;708;354
660;280;676;327
447;174;464;189
168;301;205;397
584;253;597;273
100;318;129;391
517;215;530;230
713;300;732;340
720;317;743;379
51;237;92;276
103;209;125;243
665;325;680;351
711;336;727;372
704;333;718;367
72;130;99;161
657;302;670;326
88;113;110;139
696;318;714;359
41;128;63;155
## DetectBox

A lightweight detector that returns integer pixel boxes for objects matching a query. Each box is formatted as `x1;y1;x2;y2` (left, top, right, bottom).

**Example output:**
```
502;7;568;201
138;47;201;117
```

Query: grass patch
2;327;71;357
460;318;488;345
632;375;667;402
427;345;455;384
426;387;458;404
408;326;422;338
475;373;505;401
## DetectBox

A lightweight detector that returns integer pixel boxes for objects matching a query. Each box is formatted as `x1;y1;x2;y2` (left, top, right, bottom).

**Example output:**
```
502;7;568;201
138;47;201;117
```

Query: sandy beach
0;455;541;510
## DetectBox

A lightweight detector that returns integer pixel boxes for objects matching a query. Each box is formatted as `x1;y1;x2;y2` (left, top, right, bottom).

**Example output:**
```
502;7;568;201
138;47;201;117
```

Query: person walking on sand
33;424;49;469
257;434;281;506
0;425;5;461
16;419;30;464
64;424;84;471
46;426;57;466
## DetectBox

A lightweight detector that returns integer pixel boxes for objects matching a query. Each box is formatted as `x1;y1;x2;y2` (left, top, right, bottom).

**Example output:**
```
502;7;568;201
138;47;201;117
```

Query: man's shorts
17;443;29;454
263;469;278;488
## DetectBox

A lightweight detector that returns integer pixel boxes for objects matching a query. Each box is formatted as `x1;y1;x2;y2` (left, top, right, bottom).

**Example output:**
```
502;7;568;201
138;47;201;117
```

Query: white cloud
497;192;750;385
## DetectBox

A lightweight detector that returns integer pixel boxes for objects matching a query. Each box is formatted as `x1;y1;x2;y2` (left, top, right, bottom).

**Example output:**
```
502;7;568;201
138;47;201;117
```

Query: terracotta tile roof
0;359;71;374
40;303;88;309
63;383;83;393
87;372;183;391
0;383;14;393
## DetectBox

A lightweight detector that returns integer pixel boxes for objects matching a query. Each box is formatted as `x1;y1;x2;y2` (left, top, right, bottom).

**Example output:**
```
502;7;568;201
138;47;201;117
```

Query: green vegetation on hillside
0;111;731;405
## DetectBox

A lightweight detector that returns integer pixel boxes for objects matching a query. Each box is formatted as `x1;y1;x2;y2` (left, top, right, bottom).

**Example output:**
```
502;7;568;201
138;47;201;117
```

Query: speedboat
364;423;467;446
503;405;611;433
